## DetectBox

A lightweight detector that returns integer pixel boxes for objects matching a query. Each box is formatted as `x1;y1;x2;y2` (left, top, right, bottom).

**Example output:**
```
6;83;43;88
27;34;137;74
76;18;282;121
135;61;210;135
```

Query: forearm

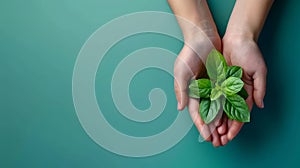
226;0;274;41
167;0;218;41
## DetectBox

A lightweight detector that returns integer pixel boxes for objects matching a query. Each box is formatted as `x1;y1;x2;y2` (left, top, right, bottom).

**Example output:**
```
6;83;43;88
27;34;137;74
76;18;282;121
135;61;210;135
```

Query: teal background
1;0;300;167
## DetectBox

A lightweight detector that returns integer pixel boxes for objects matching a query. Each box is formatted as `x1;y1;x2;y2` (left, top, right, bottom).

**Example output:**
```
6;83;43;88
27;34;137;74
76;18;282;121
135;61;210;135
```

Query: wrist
224;25;258;42
223;32;255;47
222;30;257;58
184;21;218;40
169;0;219;48
225;0;274;42
181;20;221;51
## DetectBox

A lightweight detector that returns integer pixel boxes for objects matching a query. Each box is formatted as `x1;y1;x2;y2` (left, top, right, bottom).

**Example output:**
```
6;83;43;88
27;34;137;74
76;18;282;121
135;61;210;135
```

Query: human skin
168;0;274;147
167;0;223;147
218;0;274;146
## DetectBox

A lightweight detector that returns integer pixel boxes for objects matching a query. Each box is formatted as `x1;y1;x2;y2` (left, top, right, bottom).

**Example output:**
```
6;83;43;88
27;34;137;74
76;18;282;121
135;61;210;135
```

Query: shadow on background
232;0;288;154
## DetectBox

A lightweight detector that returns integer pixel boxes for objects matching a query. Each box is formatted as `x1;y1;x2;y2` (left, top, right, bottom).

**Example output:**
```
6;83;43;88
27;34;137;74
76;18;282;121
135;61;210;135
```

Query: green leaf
223;95;250;122
188;79;211;98
206;49;227;81
188;80;200;98
198;79;212;98
200;99;221;124
226;66;243;78
238;87;249;99
210;88;222;100
221;77;244;96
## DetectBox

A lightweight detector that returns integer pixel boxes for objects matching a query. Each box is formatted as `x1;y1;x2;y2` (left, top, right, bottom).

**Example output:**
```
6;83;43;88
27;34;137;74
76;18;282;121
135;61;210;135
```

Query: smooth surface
1;0;300;167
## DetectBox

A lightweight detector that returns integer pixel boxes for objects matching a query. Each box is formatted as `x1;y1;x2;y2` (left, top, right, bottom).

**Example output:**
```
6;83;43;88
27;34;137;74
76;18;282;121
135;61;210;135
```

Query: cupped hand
218;34;267;145
174;29;223;146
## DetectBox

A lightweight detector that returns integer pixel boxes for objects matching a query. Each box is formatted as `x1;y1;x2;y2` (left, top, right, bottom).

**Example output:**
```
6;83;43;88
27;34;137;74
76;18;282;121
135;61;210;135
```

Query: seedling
189;49;250;124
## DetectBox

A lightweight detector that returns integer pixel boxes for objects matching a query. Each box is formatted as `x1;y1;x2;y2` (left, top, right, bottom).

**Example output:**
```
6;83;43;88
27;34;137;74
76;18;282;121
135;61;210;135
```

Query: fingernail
227;133;233;141
177;102;181;110
261;101;265;108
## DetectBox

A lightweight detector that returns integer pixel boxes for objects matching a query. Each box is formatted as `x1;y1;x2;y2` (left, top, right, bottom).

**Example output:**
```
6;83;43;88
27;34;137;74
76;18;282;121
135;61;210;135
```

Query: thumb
253;67;267;108
174;54;193;111
173;46;198;111
174;77;189;111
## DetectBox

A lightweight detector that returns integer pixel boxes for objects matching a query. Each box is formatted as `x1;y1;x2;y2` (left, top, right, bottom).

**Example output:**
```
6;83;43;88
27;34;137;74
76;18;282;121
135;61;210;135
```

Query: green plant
188;49;250;124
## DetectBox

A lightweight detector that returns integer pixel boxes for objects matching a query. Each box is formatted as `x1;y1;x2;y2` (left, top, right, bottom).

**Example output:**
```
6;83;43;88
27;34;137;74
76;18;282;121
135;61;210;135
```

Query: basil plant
189;49;250;124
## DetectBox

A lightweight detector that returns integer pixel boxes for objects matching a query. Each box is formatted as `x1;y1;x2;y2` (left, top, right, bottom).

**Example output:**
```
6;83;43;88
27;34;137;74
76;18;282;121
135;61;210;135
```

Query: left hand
218;34;267;145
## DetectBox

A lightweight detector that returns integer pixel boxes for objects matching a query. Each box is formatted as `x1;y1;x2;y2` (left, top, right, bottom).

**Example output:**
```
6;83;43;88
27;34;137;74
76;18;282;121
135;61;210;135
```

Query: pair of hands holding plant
169;0;272;147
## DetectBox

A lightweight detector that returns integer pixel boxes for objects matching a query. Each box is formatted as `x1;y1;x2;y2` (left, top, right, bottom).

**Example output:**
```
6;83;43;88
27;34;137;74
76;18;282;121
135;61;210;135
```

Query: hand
218;34;267;145
174;29;223;146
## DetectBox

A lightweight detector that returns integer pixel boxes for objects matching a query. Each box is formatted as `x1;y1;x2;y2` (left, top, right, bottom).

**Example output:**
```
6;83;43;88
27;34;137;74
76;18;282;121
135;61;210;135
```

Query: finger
222;51;232;66
174;78;189;111
210;127;221;147
188;98;211;141
227;120;244;141
220;135;229;146
174;45;206;110
253;67;267;108
174;54;193;111
244;84;254;112
201;125;212;142
217;115;228;135
213;109;223;127
215;119;222;127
